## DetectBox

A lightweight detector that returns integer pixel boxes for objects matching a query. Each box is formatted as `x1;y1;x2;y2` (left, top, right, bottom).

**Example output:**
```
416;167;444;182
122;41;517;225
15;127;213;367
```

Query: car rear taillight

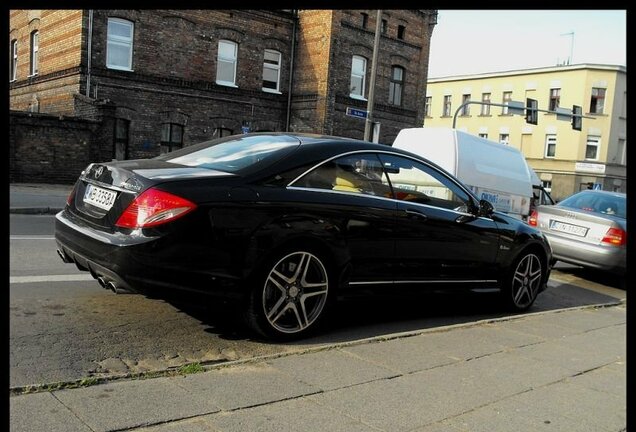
66;183;78;206
601;227;626;247
528;210;538;226
115;188;197;229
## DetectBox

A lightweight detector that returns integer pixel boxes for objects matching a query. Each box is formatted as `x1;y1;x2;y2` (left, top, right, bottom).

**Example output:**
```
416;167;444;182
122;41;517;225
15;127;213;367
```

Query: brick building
9;9;437;182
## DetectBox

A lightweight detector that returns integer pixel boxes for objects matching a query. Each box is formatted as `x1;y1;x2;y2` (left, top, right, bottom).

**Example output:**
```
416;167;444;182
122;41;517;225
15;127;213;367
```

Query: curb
8;299;626;397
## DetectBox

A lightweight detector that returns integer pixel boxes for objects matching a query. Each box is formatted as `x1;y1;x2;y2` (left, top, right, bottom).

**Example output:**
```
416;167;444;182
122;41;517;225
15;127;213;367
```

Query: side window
294;153;391;197
262;49;281;92
217;40;238;86
378;154;471;211
160;123;184;154
29;30;39;76
107;18;134;71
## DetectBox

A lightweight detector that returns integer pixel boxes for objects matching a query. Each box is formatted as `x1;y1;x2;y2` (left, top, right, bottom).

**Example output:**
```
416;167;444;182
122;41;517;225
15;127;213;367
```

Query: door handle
405;209;428;221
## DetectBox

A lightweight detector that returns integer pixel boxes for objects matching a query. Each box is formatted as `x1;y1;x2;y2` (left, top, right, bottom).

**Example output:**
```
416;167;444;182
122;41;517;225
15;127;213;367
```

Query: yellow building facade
424;64;626;201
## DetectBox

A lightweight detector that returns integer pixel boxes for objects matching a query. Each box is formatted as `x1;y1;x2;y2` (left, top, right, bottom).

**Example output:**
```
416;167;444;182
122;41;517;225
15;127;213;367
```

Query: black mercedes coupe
55;133;552;340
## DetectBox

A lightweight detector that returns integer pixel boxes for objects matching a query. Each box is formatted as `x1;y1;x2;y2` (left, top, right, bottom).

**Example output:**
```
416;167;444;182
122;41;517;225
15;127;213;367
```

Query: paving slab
267;348;397;391
53;377;220;432
10;392;93;432
175;362;318;411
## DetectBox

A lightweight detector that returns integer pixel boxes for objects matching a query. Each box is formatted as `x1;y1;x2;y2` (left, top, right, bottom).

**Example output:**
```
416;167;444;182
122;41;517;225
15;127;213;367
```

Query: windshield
559;191;626;219
156;134;300;173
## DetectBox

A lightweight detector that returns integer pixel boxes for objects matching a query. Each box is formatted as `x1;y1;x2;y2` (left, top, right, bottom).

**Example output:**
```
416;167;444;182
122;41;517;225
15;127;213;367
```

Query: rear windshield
559;191;626;219
156;134;300;173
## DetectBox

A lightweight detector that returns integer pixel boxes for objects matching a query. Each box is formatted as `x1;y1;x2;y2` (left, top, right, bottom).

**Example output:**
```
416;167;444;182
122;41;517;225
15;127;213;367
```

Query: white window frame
11;39;18;81
499;133;509;146
262;49;281;93
590;87;606;114
481;93;491;115
443;95;452;117
216;39;238;87
106;18;134;71
502;91;512;115
460;94;470;115
545;134;557;158
424;96;432;117
585;135;601;161
29;31;38;76
350;55;367;100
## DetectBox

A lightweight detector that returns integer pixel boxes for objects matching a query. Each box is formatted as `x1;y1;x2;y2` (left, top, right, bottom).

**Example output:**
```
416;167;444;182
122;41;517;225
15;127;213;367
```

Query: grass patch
177;362;205;375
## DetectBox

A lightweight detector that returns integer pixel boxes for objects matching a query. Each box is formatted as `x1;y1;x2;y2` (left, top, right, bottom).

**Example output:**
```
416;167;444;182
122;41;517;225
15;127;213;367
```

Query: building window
481;93;491;115
350;55;367;99
161;123;184;154
545;134;557;158
397;25;405;40
590;87;606;114
107;18;134;71
262;49;281;93
217;40;238;87
10;39;18;81
113;119;129;160
389;66;404;106
443;95;452;117
499;133;509;145
29;31;39;76
361;13;368;29
424;96;432;117
501;91;512;115
381;19;388;34
478;133;488;139
215;127;233;138
460;94;471;116
616;138;626;165
549;88;560;111
541;180;552;193
585;135;600;160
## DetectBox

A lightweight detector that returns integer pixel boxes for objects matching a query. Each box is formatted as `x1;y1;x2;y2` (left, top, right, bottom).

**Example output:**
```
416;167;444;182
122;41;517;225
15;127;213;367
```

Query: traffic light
525;98;538;125
572;105;582;130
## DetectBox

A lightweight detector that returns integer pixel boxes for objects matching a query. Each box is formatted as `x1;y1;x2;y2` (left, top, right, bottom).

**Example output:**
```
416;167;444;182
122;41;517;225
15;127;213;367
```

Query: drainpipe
285;9;298;132
86;9;94;97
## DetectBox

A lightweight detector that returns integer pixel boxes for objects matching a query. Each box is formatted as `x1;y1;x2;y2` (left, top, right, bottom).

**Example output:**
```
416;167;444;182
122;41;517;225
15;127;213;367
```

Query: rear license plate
83;184;117;211
549;220;588;237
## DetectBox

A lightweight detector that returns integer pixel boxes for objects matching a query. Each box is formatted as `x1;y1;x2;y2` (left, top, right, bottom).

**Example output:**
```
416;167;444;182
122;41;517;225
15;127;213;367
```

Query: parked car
528;190;626;276
55;133;552;340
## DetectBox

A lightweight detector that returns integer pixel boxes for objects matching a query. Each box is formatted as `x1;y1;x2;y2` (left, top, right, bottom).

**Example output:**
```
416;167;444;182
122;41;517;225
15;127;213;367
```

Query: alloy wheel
511;253;542;309
262;251;329;334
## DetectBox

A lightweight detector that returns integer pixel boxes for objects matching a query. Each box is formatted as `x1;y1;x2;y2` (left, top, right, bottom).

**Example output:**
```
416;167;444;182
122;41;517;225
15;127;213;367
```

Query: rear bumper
54;209;247;301
545;232;626;275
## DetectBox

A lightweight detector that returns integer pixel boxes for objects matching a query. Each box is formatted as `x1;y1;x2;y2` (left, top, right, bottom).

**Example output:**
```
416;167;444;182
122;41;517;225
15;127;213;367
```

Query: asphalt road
9;214;626;389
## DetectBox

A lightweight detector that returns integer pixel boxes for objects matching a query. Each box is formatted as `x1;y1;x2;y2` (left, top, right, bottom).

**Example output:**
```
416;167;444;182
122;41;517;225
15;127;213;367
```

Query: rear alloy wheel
247;250;330;339
505;252;543;311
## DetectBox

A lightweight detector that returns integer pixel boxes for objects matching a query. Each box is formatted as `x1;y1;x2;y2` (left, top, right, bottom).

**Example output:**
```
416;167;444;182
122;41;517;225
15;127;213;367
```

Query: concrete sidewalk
10;303;626;432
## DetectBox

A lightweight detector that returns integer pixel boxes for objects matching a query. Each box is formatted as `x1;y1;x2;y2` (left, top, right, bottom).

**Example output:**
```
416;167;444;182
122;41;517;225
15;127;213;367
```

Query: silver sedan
528;190;626;276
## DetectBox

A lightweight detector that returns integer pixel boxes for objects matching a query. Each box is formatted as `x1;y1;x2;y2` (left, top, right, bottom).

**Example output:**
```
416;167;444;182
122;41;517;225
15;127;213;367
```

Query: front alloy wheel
248;250;329;339
508;253;543;310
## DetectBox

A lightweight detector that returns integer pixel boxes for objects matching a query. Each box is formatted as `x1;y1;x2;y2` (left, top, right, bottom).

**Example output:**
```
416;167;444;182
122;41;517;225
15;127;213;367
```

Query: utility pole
364;10;382;142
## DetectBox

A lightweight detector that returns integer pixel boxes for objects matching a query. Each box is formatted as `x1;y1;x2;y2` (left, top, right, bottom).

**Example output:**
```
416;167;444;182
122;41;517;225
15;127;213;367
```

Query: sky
427;10;626;78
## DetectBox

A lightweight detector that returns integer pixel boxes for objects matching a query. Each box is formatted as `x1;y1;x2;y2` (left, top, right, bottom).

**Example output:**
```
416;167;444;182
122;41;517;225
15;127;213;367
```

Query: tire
501;251;543;311
244;248;332;340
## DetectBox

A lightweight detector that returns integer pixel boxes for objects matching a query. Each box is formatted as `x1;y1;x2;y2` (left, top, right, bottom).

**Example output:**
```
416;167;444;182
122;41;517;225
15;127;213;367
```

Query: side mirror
478;199;494;217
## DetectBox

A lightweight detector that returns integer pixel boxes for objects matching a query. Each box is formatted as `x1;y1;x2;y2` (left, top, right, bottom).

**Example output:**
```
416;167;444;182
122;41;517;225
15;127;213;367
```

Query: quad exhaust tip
56;249;73;264
96;276;107;288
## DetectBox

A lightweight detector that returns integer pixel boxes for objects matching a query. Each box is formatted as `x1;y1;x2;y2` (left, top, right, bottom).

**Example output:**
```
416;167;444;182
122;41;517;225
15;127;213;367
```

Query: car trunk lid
67;160;235;229
535;205;622;246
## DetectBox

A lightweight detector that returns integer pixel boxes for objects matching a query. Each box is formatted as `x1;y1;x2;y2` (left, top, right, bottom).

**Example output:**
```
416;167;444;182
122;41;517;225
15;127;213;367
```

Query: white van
392;127;534;220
